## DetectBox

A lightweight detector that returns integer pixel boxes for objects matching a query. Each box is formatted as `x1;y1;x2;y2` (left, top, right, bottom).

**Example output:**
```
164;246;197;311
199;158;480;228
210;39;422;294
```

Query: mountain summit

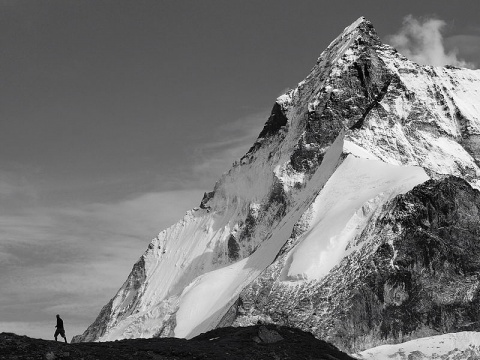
74;17;480;353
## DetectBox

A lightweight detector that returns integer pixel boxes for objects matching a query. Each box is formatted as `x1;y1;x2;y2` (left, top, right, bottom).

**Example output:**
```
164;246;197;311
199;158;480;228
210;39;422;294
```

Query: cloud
387;15;475;69
0;188;203;340
444;34;480;66
0;170;38;211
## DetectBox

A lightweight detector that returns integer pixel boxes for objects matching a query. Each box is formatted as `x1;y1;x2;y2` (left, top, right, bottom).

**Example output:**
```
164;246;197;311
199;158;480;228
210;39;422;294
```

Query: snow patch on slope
354;331;480;359
285;155;428;281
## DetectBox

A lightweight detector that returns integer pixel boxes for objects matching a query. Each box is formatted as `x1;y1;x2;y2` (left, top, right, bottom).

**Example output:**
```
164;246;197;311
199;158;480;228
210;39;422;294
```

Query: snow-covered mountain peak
74;18;480;354
258;17;382;144
323;16;381;54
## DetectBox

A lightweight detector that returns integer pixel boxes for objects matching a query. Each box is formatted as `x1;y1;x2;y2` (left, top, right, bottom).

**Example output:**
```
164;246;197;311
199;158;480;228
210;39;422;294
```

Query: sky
1;0;479;341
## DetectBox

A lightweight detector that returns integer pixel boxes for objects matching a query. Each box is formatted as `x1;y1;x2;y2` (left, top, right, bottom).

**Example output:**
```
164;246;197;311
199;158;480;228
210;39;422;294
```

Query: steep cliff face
74;17;480;351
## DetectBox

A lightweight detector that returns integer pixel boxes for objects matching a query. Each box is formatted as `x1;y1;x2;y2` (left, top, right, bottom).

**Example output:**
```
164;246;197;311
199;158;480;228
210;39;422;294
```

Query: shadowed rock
1;325;355;360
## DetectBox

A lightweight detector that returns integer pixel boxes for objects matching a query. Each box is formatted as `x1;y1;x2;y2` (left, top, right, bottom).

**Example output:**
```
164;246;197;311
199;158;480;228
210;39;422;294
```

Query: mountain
73;17;480;353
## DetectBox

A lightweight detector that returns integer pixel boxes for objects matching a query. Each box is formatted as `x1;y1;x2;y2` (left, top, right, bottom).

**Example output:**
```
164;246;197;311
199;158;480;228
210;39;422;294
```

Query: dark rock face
227;235;241;261
255;325;284;343
246;102;289;156
199;191;215;209
291;36;391;174
1;326;355;360
231;177;480;352
232;179;289;259
258;102;289;139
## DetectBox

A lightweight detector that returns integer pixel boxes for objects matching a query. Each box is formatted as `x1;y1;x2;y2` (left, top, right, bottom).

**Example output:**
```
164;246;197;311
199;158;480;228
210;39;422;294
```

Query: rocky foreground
0;325;354;359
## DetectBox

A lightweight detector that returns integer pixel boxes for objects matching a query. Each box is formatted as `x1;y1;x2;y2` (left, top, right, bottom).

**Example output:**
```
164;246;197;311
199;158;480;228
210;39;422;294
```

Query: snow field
354;331;480;360
285;153;428;281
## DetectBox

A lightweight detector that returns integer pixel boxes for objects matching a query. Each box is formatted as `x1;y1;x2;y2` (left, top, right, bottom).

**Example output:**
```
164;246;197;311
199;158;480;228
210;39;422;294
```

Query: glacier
74;16;480;354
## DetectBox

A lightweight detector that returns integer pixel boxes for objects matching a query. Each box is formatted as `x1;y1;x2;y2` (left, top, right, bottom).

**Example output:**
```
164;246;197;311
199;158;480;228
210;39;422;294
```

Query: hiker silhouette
54;314;68;343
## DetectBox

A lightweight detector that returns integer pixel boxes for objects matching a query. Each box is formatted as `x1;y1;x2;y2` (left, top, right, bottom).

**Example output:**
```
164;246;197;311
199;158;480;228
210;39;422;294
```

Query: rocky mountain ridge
74;17;480;353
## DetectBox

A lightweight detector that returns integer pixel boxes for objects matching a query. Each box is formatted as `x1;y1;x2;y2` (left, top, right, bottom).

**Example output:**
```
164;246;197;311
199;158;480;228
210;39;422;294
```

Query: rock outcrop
1;327;355;360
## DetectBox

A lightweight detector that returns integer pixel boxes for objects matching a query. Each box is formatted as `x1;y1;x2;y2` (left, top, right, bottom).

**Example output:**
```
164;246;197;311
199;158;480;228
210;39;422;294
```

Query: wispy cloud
0;184;203;340
444;34;480;67
0;170;38;210
387;15;476;69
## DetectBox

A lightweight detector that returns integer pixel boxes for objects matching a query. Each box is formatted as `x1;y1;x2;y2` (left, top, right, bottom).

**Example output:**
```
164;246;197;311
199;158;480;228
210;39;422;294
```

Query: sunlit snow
354;331;480;360
286;156;428;281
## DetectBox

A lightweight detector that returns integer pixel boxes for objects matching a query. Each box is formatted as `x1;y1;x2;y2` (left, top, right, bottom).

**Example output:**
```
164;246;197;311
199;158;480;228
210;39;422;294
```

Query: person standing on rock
54;314;68;343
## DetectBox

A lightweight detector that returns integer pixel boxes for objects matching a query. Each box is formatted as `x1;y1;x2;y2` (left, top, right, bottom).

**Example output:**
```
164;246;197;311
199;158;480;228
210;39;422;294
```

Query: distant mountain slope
74;17;480;353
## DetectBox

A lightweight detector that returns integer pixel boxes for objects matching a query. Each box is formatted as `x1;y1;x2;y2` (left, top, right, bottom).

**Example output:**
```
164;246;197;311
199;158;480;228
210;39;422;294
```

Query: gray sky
1;0;479;340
